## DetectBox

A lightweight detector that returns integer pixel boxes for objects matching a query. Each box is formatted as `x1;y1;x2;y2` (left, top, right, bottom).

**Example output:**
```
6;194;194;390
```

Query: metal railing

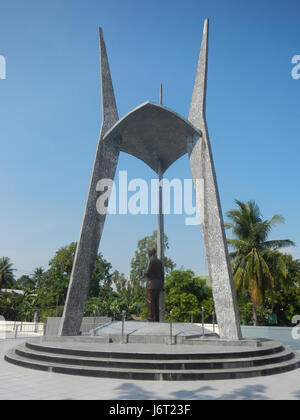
40;309;218;346
168;308;218;345
122;310;126;343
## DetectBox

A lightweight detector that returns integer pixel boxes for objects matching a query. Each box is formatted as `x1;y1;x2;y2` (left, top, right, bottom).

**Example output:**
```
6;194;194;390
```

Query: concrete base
4;327;300;380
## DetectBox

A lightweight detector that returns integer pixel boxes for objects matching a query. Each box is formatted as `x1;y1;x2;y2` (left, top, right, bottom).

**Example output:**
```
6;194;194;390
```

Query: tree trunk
252;303;258;326
270;287;275;313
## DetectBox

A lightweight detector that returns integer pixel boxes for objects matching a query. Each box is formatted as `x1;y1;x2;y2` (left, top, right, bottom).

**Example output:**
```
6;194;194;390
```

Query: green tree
226;200;294;325
36;243;112;320
91;256;113;299
15;275;35;290
0;291;23;320
164;270;213;322
269;254;300;325
0;257;15;289
111;270;145;319
32;267;45;289
19;291;39;322
36;243;77;317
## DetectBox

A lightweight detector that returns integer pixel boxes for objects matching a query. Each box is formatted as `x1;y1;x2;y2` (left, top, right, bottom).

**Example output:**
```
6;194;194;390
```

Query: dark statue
145;248;164;322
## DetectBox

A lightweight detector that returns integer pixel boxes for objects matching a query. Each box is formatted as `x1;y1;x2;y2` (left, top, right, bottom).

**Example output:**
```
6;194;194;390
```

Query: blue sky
0;0;300;278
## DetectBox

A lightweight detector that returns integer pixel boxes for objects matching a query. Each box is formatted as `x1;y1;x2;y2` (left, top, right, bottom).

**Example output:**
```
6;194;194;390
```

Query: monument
5;20;300;381
58;19;242;340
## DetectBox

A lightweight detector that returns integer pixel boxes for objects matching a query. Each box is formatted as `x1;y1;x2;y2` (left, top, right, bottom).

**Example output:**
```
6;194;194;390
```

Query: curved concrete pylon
102;101;201;174
188;19;242;340
59;29;120;336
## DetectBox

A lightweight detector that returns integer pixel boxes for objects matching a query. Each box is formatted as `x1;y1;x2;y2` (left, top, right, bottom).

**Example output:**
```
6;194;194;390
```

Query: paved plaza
1;338;300;400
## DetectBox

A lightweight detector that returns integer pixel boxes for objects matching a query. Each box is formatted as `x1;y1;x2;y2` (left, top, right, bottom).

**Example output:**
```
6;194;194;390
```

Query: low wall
196;323;300;350
0;321;45;338
195;323;219;335
241;325;300;350
45;317;112;336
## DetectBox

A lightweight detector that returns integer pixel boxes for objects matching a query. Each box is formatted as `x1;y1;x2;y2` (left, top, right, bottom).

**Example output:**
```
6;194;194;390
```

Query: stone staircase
5;338;300;380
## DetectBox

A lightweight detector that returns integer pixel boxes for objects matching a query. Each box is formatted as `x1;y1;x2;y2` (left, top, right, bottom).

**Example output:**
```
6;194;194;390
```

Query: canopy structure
59;20;242;341
103;101;201;174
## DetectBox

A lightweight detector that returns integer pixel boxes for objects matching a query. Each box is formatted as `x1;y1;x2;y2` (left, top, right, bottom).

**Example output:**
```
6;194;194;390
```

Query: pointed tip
203;18;209;34
98;27;119;125
159;82;163;105
188;19;209;125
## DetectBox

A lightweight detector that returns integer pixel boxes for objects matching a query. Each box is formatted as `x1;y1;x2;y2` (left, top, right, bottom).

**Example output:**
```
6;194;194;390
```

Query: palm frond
262;239;295;250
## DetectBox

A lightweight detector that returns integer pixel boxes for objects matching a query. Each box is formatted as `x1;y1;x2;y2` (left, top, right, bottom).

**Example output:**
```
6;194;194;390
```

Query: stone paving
1;338;300;400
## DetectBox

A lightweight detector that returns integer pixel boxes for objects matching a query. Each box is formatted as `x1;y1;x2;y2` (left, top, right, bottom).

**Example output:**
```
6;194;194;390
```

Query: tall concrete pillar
58;29;120;336
188;19;242;340
157;160;165;322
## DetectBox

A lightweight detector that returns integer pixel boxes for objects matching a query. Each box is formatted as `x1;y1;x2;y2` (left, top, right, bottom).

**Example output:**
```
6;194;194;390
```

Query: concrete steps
24;339;286;359
12;343;295;369
4;338;300;381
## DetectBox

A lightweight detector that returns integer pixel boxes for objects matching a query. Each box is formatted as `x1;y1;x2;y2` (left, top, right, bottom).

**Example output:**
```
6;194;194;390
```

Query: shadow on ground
112;382;270;400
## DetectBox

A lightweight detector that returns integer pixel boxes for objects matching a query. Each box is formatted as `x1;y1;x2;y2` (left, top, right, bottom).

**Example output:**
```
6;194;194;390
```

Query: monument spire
99;28;119;128
189;18;208;124
188;19;242;340
58;29;120;336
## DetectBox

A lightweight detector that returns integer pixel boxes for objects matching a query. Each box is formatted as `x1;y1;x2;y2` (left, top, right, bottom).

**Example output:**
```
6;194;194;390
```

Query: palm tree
0;257;15;289
225;200;294;325
32;267;45;289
